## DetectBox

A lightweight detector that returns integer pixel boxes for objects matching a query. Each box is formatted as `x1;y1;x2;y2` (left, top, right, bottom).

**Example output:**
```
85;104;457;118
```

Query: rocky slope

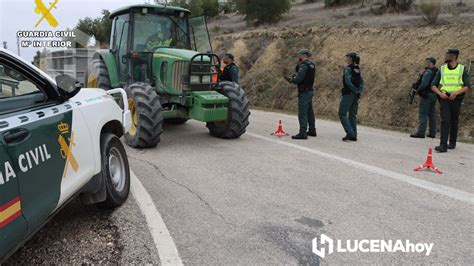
213;25;474;140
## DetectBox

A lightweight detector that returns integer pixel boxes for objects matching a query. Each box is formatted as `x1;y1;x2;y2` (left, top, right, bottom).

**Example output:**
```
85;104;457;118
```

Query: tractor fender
92;49;120;88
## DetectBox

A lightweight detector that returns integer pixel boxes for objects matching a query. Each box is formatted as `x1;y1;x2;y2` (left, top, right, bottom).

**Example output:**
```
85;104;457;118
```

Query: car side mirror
56;74;81;99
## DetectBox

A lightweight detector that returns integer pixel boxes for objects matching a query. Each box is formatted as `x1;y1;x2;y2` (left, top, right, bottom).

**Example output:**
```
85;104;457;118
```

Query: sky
0;0;168;62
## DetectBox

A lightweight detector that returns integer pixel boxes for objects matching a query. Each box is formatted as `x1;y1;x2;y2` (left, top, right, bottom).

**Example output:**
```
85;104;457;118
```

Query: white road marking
130;171;184;266
247;132;474;205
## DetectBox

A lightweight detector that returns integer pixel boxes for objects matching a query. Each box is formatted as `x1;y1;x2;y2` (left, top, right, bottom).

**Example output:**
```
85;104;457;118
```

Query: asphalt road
7;109;474;264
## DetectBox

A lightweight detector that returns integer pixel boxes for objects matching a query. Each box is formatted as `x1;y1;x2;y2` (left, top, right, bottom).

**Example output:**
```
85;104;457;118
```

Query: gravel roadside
6;195;160;264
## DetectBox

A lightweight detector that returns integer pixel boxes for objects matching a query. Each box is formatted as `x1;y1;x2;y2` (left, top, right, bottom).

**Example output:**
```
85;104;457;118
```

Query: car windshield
133;13;190;52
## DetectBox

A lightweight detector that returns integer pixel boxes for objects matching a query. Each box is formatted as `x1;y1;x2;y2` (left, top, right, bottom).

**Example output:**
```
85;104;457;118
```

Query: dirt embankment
213;25;474;140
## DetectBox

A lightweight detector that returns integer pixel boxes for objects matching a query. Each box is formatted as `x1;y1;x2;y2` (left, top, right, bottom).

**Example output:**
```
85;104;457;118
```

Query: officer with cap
220;53;239;84
285;48;317;140
339;52;365;142
410;57;438;139
431;49;471;152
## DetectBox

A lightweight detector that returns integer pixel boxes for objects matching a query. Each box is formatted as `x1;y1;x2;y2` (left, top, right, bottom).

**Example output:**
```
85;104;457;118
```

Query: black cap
447;49;460;56
346;52;357;61
425;57;436;65
297;49;311;56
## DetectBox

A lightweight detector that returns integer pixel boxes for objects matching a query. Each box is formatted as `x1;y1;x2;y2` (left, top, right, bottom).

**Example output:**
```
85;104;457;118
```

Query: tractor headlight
190;75;200;84
201;75;211;83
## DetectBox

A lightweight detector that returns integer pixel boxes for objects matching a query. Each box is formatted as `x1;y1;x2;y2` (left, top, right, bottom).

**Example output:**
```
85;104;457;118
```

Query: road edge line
130;171;184;266
247;132;474;205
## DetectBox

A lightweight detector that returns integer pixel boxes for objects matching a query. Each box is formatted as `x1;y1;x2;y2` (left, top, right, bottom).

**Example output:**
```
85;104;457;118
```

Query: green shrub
419;0;441;24
385;0;413;11
189;0;204;16
220;1;236;14
202;0;220;17
236;0;291;24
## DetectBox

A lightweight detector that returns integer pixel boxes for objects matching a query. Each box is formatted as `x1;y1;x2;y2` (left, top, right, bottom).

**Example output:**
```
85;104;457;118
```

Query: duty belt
298;86;312;92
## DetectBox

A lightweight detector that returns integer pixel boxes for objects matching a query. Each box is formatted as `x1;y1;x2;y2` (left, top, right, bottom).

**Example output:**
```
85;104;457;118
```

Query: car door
0;58;68;235
0;53;94;235
0;140;28;260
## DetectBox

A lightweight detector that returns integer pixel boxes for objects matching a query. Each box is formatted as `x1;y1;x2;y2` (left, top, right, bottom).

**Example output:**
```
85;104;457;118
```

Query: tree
189;0;204;16
236;0;291;24
201;0;220;18
74;9;112;47
170;0;189;9
170;0;220;18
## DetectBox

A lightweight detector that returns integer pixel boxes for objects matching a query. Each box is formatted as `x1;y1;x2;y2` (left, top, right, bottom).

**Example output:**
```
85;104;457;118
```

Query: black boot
410;133;425;139
448;143;456;150
435;145;448;153
292;133;307;140
427;134;436;139
342;135;357;142
307;130;317;137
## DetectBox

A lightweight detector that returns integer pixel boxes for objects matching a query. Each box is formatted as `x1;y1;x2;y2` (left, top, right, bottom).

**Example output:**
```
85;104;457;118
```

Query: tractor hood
153;48;200;61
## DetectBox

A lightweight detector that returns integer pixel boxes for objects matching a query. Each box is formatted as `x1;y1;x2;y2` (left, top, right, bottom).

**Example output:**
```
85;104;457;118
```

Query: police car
0;48;132;261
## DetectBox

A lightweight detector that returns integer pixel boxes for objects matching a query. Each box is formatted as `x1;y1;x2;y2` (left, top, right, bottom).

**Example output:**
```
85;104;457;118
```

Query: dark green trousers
439;96;464;147
298;90;316;135
416;93;437;136
339;93;359;137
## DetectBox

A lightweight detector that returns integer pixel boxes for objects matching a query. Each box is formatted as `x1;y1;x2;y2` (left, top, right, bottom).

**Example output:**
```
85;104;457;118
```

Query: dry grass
208;0;474;33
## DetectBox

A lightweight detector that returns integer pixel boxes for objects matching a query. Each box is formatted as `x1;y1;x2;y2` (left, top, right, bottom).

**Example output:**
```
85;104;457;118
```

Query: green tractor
87;4;250;148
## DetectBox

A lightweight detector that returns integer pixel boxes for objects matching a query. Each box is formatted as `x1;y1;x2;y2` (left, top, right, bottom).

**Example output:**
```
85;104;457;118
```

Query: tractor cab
109;4;218;91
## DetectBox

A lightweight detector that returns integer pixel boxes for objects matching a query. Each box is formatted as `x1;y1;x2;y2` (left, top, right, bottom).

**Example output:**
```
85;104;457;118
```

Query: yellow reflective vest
440;64;465;93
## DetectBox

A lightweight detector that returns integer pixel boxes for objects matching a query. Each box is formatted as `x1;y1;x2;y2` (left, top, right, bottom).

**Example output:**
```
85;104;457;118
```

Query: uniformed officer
220;53;239;84
285;48;317;140
410;57;438;139
339;52;365;142
431;49;471;153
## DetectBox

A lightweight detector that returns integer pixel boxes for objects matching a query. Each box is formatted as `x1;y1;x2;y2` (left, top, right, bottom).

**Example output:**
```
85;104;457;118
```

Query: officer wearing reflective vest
339;52;365;142
410;57;438;139
431;49;471;153
285;49;317;140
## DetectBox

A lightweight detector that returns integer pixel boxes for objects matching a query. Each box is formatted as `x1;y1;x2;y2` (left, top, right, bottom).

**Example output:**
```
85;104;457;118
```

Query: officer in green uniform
431;49;471;153
410;57;438;139
285;49;317;140
220;53;239;84
339;52;365;142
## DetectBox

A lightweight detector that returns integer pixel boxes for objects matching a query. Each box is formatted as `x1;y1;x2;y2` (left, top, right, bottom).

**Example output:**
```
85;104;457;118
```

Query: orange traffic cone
271;120;289;138
414;148;443;174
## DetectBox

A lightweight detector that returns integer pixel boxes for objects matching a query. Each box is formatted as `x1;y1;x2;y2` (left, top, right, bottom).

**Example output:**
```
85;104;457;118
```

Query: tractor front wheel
207;82;250;139
125;83;164;148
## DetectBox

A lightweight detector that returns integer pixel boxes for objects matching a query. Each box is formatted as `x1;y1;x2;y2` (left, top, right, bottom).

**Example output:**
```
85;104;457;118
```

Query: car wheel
98;133;130;209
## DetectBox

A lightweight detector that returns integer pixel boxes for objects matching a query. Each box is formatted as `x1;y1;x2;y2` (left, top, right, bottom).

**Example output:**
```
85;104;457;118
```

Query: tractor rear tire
87;58;110;89
125;83;164;148
207;82;250;139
